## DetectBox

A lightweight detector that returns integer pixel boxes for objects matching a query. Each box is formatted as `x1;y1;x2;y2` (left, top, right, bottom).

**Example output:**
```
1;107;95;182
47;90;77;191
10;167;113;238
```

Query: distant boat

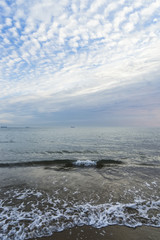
1;126;7;128
70;126;75;128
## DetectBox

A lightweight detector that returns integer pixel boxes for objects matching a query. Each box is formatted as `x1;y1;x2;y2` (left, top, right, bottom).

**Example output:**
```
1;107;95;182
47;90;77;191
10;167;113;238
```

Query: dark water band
0;159;123;168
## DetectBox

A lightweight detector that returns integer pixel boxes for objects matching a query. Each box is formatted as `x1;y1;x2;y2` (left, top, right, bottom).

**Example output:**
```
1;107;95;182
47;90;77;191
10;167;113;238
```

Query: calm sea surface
0;127;160;239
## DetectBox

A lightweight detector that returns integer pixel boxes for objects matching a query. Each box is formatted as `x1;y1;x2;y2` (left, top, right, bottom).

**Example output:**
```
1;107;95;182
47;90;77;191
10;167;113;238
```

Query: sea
0;127;160;239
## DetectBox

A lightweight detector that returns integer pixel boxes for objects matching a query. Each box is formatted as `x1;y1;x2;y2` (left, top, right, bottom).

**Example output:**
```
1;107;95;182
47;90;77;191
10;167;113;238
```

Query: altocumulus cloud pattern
0;0;160;126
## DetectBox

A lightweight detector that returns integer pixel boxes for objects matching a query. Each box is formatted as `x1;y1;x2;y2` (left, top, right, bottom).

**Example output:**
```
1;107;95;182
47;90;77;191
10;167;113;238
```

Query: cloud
5;18;12;26
0;0;160;126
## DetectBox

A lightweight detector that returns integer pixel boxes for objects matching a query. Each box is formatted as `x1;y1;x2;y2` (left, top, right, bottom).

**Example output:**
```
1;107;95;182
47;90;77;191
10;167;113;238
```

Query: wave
74;160;97;166
0;140;15;143
0;159;123;168
12;150;98;155
0;188;160;240
42;150;98;154
138;162;160;167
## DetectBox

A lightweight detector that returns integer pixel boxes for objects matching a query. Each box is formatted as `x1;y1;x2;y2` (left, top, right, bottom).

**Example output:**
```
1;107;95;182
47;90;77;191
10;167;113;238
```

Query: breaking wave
0;188;160;240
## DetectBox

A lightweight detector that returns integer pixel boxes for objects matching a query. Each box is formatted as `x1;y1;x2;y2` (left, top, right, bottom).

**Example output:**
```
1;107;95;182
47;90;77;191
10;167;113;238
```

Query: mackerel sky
0;0;160;126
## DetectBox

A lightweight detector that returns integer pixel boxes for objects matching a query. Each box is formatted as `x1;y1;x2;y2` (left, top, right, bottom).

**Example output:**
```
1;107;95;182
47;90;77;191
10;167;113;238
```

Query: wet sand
32;225;160;240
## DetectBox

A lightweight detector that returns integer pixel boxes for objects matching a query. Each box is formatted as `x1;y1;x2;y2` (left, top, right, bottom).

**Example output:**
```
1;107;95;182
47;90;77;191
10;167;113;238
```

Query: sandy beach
32;225;160;240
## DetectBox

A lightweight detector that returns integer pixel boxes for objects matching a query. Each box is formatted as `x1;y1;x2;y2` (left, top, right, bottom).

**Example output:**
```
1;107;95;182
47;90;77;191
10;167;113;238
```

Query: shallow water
0;127;160;239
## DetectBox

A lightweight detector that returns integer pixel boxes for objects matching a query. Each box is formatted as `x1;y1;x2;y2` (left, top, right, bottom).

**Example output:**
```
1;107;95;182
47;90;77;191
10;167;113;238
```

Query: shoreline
32;225;160;240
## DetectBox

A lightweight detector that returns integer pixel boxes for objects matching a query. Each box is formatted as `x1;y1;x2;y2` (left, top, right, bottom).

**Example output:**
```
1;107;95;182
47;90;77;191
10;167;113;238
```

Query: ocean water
0;127;160;239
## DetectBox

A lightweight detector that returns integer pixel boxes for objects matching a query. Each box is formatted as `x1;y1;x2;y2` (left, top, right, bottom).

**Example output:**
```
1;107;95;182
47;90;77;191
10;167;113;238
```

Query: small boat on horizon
1;126;7;128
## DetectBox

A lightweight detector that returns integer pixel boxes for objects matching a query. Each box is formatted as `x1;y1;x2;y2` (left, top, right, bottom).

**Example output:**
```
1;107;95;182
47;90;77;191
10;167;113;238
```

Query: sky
0;0;160;127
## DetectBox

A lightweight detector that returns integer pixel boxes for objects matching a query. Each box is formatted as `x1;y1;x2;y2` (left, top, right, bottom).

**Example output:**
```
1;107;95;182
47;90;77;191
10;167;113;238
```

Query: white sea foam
74;160;97;166
0;188;160;240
